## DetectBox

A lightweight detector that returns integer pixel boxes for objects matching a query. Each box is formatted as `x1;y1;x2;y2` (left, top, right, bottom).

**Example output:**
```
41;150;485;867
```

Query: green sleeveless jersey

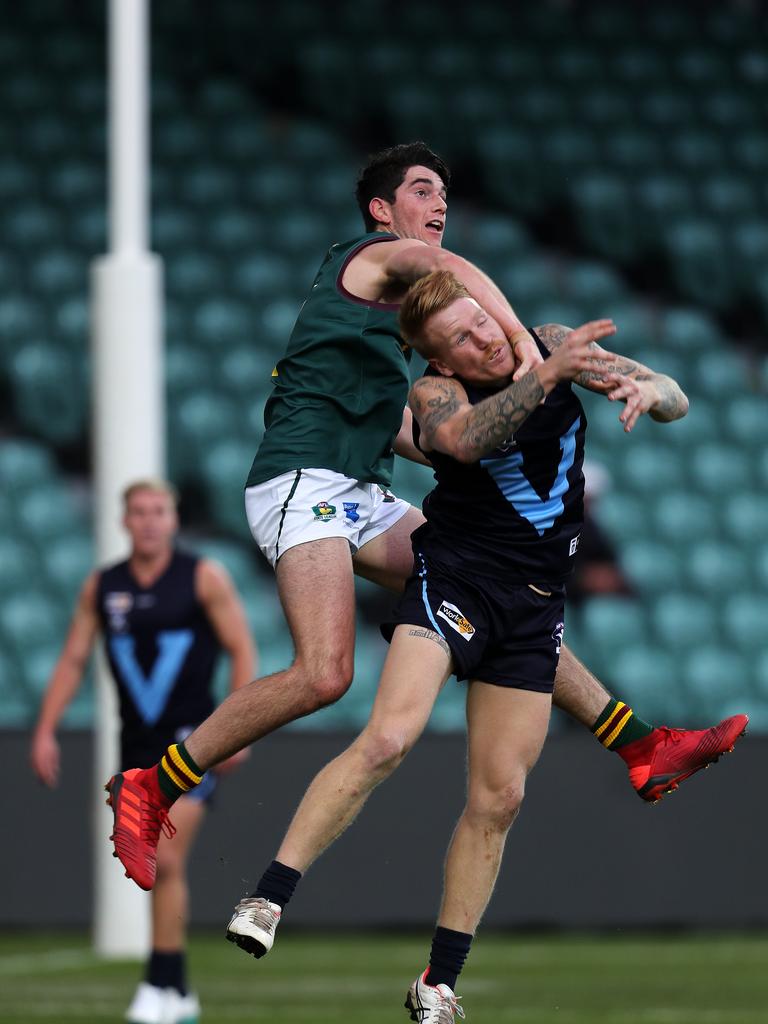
246;232;410;488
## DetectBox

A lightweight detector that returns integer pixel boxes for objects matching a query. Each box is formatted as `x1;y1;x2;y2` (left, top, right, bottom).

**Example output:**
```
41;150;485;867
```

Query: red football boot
619;714;749;803
105;767;176;890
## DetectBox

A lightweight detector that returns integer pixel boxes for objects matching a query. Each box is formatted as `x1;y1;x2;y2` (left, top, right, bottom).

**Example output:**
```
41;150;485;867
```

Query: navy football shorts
382;551;565;692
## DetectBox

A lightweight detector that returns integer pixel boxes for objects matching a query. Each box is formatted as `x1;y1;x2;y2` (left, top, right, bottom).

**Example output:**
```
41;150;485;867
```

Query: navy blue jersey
96;549;220;754
413;332;586;583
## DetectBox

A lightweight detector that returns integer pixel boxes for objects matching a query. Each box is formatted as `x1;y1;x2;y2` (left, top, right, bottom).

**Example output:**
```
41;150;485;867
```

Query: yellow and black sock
592;699;653;751
157;741;204;802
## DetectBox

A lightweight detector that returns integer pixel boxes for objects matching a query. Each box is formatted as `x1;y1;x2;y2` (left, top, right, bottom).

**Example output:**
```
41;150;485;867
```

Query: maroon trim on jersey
335;233;402;311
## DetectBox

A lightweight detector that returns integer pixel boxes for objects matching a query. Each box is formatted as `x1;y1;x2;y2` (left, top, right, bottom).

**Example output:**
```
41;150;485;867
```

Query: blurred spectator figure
568;460;634;607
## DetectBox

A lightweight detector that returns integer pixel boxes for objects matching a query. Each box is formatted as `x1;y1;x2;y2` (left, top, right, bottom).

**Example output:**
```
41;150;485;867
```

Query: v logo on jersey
481;416;580;536
109;630;194;726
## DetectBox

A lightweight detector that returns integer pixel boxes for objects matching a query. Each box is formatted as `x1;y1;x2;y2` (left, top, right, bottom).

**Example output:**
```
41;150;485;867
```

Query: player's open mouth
425;220;444;234
487;345;504;364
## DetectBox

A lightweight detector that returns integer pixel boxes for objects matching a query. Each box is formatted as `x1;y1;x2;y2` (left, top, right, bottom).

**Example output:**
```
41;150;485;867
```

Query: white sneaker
405;970;466;1022
225;896;282;959
165;989;200;1024
125;983;172;1024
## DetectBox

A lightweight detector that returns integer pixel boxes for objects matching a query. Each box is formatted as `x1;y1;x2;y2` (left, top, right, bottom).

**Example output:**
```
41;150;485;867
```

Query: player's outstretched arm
534;323;689;433
381;241;540;376
410;320;617;463
30;572;100;787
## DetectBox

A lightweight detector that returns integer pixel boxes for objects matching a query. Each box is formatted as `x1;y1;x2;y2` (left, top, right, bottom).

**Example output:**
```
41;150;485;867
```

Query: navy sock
146;950;187;995
252;859;303;910
425;926;473;992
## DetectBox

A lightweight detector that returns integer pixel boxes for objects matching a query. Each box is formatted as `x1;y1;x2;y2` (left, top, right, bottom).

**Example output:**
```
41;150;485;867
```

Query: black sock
425;926;473;992
252;859;303;910
146;950;187;995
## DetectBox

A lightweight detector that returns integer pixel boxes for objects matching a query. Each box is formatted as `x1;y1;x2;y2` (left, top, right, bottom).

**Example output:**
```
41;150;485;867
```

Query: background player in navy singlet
30;479;256;1024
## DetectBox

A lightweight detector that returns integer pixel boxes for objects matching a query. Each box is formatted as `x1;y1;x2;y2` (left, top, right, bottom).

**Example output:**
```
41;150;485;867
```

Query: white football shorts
244;467;412;568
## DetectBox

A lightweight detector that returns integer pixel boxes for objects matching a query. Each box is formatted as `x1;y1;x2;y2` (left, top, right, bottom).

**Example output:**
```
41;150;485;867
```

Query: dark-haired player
225;272;745;1020
31;479;256;1024
106;145;746;900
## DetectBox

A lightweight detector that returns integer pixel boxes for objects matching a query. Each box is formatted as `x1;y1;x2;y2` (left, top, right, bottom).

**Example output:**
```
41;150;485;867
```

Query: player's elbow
676;388;689;420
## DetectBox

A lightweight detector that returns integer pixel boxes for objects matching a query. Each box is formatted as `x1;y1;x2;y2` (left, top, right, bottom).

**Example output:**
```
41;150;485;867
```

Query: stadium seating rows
0;0;766;732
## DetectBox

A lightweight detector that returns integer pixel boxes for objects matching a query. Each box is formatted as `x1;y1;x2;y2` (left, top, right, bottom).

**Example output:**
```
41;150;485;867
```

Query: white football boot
405;969;466;1022
165;989;200;1024
225;896;282;958
125;983;173;1024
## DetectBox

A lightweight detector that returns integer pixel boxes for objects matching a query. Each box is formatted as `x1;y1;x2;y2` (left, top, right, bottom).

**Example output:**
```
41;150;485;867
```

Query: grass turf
1;931;767;1023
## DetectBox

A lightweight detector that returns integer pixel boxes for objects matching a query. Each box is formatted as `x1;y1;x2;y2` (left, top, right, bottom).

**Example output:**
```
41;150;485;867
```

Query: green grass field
1;931;767;1023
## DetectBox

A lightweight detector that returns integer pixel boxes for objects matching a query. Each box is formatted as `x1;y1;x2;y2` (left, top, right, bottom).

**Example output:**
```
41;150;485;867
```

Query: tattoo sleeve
647;376;688;422
411;368;546;462
458;371;545;459
534;323;641;387
535;323;687;420
412;378;461;438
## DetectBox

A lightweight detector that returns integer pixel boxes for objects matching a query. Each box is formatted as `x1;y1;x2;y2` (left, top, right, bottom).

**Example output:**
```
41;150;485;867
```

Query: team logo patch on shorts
343;502;360;523
437;600;476;641
312;501;337;521
552;621;565;654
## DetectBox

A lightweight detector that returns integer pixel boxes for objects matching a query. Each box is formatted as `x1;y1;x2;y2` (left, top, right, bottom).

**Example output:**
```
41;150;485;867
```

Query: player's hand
31;729;60;787
509;330;543;381
214;747;251;776
605;373;658;432
548;319;618;385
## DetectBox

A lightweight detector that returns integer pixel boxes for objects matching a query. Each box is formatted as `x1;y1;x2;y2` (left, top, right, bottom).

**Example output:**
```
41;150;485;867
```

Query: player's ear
369;196;392;227
428;357;455;378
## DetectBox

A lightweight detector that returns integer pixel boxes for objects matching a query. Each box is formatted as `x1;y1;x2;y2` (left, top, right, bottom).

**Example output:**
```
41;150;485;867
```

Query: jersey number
109;630;194;726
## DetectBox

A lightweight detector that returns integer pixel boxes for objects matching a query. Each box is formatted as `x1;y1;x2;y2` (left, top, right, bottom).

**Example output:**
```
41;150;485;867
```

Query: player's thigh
275;537;356;661
364;623;452;745
157;793;206;871
465;682;552;793
353;505;425;593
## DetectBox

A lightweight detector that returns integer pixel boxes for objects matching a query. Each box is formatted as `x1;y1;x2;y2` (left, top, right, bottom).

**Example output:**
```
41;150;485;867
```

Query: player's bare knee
295;653;354;709
357;726;411;778
468;779;526;833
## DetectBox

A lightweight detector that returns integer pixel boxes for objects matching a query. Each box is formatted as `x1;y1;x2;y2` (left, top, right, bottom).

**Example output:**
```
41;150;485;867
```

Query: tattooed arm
409;320;617;462
534;324;689;433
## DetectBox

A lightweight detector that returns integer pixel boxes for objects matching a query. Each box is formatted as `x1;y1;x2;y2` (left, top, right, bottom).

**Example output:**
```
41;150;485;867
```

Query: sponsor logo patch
552;621;565;654
343;502;360;523
312;501;336;521
569;534;581;557
436;600;476;641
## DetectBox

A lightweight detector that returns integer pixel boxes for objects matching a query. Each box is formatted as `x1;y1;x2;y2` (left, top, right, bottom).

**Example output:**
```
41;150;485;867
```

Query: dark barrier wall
4;730;766;928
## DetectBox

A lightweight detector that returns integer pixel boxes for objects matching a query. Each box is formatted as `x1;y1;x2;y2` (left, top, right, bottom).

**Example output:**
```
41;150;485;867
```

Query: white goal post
90;0;164;957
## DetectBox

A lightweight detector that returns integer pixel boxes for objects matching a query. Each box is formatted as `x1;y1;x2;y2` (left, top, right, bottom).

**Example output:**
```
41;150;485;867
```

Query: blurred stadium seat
1;0;766;736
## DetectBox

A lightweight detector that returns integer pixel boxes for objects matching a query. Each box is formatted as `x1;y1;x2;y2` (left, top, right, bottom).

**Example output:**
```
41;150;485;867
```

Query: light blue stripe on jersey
417;552;445;638
480;416;581;536
109;629;195;726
